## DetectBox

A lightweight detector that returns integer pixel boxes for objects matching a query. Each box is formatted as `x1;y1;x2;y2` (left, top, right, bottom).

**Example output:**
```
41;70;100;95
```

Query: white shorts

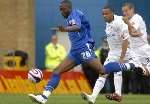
131;44;150;65
104;50;132;65
104;50;142;68
104;50;133;75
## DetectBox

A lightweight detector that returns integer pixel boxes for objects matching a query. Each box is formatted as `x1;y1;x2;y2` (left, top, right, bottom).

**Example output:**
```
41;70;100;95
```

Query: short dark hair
61;0;72;9
122;2;135;9
103;5;114;13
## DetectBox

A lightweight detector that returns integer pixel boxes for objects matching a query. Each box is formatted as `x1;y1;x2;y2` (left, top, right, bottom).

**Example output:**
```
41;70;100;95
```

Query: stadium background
0;0;150;104
36;0;150;68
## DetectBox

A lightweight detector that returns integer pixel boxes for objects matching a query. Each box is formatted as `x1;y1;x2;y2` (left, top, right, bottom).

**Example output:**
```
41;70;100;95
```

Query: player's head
122;2;135;18
102;5;114;23
51;35;58;45
60;0;72;18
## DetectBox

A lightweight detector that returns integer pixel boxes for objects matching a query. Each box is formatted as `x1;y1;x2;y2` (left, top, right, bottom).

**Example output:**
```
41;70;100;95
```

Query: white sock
124;63;131;69
91;77;106;99
114;71;122;96
43;90;51;98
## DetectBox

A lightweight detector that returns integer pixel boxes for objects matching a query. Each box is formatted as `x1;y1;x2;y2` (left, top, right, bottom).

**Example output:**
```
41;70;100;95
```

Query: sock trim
45;85;54;91
41;95;48;99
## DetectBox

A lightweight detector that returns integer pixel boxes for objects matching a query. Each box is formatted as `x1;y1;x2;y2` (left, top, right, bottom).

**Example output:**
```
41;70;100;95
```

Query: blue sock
45;73;60;91
104;62;135;74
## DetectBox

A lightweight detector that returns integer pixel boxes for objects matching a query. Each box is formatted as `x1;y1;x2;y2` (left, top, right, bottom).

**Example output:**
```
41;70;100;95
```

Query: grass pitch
0;94;150;104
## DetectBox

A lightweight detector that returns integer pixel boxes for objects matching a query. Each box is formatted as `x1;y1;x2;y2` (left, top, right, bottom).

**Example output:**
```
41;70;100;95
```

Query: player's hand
119;57;124;63
58;26;67;32
122;17;129;24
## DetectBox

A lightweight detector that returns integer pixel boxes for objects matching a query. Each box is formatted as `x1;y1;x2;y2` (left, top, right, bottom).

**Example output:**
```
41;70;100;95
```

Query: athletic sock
43;73;60;97
114;71;122;96
104;62;135;74
91;77;106;99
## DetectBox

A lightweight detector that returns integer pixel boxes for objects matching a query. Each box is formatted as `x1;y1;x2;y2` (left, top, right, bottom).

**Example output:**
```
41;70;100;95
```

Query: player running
28;1;145;104
105;2;150;102
81;5;148;104
122;2;150;71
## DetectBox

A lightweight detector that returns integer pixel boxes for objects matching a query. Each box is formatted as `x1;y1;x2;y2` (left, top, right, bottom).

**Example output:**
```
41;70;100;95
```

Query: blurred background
0;0;150;103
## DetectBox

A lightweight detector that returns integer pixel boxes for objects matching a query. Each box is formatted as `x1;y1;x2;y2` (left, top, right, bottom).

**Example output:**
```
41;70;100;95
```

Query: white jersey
104;15;144;74
105;15;129;55
129;14;150;70
129;14;148;48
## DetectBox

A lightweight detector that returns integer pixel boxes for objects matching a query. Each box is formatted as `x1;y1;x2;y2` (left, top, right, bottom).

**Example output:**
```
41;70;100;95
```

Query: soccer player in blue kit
28;0;145;104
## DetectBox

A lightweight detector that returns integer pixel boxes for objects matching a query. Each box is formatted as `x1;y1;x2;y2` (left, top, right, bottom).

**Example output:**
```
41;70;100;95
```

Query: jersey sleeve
69;11;81;28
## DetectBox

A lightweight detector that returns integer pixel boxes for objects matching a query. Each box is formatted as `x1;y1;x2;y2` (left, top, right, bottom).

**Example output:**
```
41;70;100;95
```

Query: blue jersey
66;9;94;50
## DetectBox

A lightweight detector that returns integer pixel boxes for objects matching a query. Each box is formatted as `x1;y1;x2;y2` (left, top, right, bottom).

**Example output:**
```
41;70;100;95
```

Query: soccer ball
28;68;43;83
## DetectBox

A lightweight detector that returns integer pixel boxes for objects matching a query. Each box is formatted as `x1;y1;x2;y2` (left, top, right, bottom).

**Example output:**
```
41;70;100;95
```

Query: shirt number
81;51;91;59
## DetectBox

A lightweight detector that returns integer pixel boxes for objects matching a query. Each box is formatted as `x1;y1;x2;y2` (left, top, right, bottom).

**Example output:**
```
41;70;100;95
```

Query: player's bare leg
29;57;77;104
84;58;105;74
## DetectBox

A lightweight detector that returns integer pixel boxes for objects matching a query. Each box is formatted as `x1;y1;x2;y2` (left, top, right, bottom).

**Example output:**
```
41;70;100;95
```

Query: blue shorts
68;42;96;65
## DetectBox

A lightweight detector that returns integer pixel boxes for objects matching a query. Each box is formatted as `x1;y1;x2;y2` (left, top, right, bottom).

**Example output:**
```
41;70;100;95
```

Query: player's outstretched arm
58;25;80;32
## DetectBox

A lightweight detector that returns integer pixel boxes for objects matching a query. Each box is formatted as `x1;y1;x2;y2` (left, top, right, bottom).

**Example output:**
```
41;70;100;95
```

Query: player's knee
94;68;102;74
94;65;105;75
99;69;105;75
99;74;108;78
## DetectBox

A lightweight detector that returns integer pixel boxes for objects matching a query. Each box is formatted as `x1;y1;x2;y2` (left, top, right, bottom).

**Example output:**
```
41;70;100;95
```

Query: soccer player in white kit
122;2;150;70
81;5;135;104
105;2;150;102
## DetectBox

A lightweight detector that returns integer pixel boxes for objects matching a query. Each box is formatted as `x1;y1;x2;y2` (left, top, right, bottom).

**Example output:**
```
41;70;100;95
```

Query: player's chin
103;18;108;22
63;15;68;19
61;14;68;18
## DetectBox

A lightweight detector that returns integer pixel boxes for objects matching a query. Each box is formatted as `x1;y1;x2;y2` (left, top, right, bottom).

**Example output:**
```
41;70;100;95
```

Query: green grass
0;94;150;104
